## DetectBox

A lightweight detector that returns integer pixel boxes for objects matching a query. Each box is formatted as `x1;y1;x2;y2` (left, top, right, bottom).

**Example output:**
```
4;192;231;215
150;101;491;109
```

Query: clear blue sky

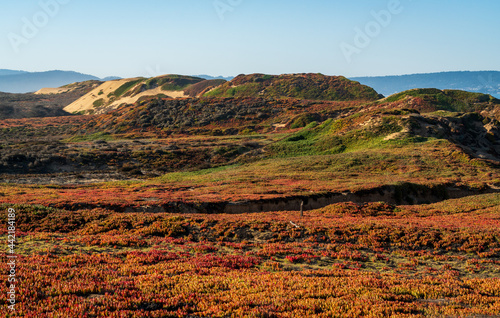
1;0;499;78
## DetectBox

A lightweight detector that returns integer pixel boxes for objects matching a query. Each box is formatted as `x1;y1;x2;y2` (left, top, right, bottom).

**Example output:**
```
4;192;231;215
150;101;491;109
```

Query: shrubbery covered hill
61;73;383;115
384;88;500;113
204;73;383;101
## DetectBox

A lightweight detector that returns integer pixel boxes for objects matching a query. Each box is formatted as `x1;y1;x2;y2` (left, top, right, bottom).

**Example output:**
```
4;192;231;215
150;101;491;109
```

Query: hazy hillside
351;71;500;99
204;73;382;101
0;81;101;119
0;70;100;93
0;69;28;76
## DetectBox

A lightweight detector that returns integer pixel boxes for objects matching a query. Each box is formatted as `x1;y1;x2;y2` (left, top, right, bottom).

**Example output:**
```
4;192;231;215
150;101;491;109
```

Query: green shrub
112;79;145;97
291;113;320;129
93;98;105;108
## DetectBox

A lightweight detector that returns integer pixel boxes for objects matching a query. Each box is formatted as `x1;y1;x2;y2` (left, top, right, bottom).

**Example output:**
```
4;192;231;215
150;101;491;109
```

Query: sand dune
63;77;188;114
106;87;187;109
63;78;139;114
35;87;71;95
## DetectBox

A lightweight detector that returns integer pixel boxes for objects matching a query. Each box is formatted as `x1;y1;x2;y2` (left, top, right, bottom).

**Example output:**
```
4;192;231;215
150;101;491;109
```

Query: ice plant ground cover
1;194;500;317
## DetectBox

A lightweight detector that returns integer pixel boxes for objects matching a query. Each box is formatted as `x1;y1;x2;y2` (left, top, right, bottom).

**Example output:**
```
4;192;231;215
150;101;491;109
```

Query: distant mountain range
193;75;234;81
0;70;104;93
350;71;500;99
0;69;29;77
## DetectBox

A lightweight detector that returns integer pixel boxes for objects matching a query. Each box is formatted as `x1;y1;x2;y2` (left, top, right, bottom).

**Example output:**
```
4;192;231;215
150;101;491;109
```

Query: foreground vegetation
1;194;500;317
1;74;500;316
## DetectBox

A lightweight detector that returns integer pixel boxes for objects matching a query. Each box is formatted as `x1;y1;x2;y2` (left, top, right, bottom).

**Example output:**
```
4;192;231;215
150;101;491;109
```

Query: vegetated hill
269;108;500;162
382;88;500;118
79;96;357;136
0;81;101;119
74;85;500;164
351;71;500;99
2;86;500;196
261;88;500;161
0;70;101;93
65;73;381;115
183;79;227;97
64;75;226;115
81;87;500;163
204;73;383;101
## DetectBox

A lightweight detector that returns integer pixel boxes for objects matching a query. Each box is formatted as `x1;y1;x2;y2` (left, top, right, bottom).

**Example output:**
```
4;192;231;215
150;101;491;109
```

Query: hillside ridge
62;73;382;115
205;73;382;101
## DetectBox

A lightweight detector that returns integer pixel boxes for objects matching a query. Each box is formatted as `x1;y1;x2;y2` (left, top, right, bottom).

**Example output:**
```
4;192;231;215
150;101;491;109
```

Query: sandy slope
106;87;187;109
63;78;187;114
63;79;136;114
34;87;71;95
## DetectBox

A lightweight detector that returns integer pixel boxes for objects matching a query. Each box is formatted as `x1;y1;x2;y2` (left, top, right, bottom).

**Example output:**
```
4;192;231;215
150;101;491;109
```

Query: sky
1;0;500;79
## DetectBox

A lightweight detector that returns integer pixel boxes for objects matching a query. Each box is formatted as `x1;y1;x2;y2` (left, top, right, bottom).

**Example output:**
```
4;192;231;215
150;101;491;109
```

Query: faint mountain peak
192;74;234;81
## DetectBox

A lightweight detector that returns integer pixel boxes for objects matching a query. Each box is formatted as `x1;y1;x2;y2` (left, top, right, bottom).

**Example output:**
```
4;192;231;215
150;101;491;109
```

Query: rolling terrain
1;73;500;317
204;73;382;101
63;75;226;115
62;73;379;116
